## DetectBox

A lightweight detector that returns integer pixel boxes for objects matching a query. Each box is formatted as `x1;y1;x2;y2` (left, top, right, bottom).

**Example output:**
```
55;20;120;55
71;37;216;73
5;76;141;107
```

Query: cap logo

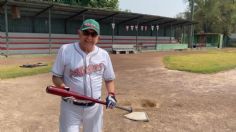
84;23;97;29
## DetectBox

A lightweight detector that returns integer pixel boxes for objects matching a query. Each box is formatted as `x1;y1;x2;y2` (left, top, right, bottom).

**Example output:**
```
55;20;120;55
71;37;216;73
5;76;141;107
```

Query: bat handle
115;105;132;113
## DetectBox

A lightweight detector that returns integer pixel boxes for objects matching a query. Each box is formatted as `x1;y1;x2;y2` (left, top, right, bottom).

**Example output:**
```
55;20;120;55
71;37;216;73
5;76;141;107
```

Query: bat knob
64;86;70;91
46;86;51;93
129;107;133;113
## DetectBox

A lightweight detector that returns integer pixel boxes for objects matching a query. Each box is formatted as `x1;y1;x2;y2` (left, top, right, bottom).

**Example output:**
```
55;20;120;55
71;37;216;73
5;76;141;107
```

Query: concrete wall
156;44;188;51
0;32;179;55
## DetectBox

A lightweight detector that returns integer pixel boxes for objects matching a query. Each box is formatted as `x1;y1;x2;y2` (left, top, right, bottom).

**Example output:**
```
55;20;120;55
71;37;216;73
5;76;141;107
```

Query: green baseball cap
80;19;100;35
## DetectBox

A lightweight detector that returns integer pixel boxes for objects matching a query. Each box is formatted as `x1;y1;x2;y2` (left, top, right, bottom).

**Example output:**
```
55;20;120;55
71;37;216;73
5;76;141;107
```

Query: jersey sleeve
103;53;115;81
51;45;65;77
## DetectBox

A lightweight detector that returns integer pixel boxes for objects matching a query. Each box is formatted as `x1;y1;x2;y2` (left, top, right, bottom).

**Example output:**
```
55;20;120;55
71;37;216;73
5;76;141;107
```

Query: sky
119;0;188;18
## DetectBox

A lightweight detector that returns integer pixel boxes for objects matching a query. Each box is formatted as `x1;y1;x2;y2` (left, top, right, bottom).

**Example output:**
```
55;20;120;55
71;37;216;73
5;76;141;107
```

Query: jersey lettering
70;63;104;77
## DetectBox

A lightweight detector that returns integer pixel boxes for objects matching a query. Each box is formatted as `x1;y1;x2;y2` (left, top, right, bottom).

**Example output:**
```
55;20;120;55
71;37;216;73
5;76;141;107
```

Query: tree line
53;0;119;10
179;0;236;36
54;0;236;37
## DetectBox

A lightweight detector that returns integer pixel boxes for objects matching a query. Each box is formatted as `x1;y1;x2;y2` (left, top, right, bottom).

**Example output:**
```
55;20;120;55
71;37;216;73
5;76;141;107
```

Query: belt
62;98;95;107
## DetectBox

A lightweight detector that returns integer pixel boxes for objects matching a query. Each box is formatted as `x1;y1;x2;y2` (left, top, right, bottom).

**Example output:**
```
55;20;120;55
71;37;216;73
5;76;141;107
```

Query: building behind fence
0;0;196;55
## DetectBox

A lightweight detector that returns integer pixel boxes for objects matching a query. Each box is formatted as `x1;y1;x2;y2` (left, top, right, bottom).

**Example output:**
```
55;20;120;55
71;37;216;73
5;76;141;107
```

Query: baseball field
0;49;236;132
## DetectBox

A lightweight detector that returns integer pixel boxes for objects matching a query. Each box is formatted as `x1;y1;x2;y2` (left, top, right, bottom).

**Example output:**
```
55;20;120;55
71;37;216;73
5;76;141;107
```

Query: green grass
163;51;236;74
0;63;52;79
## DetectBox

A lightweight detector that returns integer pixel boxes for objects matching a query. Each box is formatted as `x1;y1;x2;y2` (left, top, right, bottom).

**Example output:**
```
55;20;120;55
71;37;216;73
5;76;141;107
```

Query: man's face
79;29;99;46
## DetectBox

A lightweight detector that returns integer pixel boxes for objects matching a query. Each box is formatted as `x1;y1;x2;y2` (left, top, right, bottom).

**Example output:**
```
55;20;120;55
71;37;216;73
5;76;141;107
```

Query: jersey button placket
83;55;88;96
85;56;91;97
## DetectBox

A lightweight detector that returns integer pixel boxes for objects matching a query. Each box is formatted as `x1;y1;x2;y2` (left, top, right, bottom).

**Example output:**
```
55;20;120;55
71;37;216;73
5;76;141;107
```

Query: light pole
151;25;154;50
156;25;159;45
190;0;194;48
4;3;9;56
111;22;115;45
49;8;52;54
135;24;138;50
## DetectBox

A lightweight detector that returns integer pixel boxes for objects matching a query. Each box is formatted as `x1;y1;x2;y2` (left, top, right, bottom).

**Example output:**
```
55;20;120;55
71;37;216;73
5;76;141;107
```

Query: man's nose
85;35;94;40
87;35;93;38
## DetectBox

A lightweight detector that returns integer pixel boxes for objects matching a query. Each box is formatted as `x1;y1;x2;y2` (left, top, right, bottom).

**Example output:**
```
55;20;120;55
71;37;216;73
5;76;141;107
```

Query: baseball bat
46;86;132;113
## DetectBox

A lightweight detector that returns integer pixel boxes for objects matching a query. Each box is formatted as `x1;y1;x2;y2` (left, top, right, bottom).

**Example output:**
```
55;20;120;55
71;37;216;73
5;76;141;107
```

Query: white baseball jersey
52;42;115;99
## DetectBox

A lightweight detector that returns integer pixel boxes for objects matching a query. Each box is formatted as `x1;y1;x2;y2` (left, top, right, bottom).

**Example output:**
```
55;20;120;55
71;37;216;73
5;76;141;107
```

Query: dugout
0;0;196;55
194;33;223;48
228;33;236;47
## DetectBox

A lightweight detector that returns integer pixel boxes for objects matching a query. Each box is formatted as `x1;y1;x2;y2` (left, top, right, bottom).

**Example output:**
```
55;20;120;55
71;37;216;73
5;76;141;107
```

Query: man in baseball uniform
51;19;117;132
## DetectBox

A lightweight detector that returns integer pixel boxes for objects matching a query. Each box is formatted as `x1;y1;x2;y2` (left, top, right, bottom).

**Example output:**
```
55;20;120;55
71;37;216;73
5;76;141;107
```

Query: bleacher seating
112;44;136;54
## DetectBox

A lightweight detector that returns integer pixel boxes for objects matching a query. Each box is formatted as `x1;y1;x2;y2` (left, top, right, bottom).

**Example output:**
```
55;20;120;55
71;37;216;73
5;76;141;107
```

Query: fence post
4;3;9;56
48;7;52;54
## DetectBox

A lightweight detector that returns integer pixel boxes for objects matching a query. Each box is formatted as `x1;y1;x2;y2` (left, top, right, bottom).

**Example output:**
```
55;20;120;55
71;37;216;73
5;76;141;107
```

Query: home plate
124;112;149;122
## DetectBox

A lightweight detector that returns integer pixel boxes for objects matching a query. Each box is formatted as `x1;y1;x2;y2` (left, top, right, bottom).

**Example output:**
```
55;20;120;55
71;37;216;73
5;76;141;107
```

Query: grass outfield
0;54;55;79
1;50;236;79
163;50;236;73
0;63;52;79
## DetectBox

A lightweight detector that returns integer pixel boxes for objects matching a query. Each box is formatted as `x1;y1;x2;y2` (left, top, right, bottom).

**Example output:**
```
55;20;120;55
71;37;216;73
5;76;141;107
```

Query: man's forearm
105;80;115;95
52;75;66;88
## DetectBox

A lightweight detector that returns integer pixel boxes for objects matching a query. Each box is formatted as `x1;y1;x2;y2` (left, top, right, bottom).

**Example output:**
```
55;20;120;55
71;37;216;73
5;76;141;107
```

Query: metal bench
112;44;136;54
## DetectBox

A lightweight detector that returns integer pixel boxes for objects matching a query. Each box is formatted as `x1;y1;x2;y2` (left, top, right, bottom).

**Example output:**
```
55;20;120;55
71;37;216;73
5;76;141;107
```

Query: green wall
0;15;175;37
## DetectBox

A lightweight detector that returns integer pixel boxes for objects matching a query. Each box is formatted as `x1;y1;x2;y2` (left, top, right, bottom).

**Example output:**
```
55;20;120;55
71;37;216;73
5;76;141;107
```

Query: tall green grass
0;63;52;79
163;51;236;73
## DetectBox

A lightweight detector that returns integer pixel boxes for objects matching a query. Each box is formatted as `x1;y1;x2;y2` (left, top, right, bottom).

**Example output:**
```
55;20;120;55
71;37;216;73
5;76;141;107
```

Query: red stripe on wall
1;42;66;44
0;36;176;41
101;38;175;41
97;41;176;45
8;47;59;50
0;47;7;50
8;46;112;50
0;41;176;45
98;46;112;48
5;45;156;51
2;36;78;40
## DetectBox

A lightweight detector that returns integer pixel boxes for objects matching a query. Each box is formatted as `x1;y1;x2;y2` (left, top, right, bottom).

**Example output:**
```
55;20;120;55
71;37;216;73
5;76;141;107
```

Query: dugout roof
0;0;197;27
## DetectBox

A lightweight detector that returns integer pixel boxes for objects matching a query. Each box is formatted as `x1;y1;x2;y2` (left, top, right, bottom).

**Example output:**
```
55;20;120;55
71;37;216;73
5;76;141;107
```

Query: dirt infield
0;51;236;132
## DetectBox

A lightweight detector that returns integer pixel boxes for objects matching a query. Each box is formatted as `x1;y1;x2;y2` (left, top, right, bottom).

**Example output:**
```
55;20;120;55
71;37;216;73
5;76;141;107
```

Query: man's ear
97;36;101;41
78;30;82;35
78;30;83;39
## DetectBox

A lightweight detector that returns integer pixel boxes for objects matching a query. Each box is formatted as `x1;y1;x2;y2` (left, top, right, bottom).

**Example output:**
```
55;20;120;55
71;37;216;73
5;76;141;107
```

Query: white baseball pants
59;100;103;132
